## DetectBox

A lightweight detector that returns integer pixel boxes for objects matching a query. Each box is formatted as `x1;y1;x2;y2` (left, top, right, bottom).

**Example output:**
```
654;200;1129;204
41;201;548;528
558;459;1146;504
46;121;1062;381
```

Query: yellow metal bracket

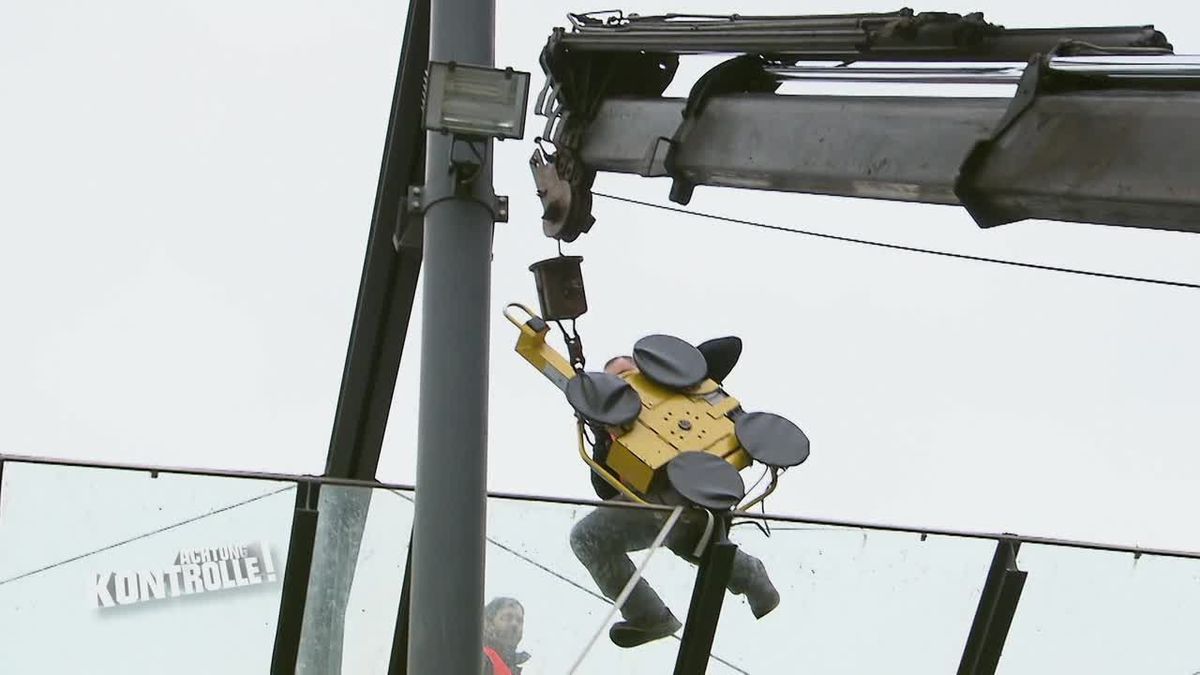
575;421;649;505
503;302;577;391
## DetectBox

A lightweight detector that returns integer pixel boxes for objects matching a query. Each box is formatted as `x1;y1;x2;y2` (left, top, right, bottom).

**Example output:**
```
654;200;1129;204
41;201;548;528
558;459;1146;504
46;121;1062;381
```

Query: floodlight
423;61;530;140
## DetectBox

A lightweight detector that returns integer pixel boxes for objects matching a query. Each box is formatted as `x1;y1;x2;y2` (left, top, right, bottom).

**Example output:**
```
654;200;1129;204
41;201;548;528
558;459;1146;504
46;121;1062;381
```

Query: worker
569;338;780;648
482;596;530;675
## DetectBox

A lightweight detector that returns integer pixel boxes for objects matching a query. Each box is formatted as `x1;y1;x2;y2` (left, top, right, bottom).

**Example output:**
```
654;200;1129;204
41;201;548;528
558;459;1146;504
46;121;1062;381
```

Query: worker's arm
587;425;619;500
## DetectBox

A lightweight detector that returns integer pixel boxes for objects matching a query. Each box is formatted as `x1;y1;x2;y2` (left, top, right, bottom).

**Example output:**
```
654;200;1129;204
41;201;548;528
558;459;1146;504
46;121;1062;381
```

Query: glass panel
11;459;1199;674
297;485;414;674
712;520;997;673
0;461;296;674
998;544;1200;673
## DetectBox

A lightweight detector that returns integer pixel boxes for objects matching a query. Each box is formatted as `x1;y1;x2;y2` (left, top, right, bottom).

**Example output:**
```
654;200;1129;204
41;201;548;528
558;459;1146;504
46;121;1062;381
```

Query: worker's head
483;596;524;650
604;355;637;376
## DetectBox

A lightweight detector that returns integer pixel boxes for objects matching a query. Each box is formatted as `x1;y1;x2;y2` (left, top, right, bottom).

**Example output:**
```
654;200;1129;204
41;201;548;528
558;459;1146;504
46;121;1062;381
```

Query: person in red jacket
482;596;530;675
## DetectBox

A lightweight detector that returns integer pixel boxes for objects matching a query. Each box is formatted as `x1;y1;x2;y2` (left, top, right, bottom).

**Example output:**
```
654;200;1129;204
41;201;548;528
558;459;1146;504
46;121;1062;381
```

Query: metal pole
408;0;495;672
957;540;1027;675
673;514;736;675
271;482;322;675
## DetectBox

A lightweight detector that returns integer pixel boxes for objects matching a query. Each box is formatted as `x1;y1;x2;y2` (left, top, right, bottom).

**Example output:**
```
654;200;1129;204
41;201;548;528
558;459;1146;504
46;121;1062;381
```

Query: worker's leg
726;548;780;618
662;513;781;619
568;503;680;626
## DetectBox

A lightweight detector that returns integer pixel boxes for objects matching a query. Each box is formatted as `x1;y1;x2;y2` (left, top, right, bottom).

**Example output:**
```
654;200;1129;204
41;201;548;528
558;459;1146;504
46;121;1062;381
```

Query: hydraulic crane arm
554;9;1170;58
530;8;1200;240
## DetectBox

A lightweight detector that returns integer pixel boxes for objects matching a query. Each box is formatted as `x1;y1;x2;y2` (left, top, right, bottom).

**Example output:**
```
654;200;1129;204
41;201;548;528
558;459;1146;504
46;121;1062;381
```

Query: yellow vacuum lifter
504;302;782;510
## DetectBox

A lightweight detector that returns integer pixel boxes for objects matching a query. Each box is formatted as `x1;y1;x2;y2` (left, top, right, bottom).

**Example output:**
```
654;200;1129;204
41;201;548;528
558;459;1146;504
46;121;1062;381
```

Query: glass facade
1;457;1198;674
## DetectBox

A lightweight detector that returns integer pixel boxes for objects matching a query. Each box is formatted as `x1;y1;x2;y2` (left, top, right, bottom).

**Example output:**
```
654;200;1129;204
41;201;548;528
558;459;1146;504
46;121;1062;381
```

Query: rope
567;506;684;674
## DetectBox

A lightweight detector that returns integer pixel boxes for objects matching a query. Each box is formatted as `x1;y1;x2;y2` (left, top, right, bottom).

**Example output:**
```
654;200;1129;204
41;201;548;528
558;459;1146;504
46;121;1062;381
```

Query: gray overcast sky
3;0;1200;558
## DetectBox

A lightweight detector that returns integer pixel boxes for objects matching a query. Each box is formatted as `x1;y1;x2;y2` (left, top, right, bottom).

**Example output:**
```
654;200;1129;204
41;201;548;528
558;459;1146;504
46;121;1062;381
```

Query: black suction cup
664;452;746;511
734;412;810;468
566;371;643;427
696;336;742;384
633;334;708;391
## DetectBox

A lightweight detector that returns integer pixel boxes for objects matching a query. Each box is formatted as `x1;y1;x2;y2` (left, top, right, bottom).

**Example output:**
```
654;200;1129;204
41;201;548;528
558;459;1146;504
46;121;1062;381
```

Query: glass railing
710;522;995;673
2;454;1199;674
0;459;296;673
997;543;1200;674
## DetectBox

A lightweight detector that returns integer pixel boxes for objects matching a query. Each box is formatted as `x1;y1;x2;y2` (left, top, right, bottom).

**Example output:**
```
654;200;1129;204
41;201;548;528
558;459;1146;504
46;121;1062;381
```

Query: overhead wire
593;192;1200;291
0;484;297;586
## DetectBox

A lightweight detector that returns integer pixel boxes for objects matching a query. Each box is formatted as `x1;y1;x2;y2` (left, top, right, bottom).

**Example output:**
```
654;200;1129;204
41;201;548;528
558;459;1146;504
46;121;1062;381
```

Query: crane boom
530;8;1200;240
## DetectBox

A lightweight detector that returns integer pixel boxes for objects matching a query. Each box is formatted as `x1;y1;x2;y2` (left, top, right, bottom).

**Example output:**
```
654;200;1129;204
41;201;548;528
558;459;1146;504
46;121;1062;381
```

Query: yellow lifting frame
506;303;782;512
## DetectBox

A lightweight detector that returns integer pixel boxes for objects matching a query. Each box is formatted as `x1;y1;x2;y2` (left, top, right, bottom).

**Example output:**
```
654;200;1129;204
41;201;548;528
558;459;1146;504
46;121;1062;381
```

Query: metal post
387;535;415;675
957;539;1027;675
674;514;737;675
271;481;322;675
408;0;496;672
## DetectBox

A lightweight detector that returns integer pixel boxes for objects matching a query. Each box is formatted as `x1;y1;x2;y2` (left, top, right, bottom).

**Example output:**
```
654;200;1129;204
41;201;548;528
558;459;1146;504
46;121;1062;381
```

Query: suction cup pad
735;412;810;468
696;336;742;384
565;371;643;427
665;452;746;511
633;334;708;390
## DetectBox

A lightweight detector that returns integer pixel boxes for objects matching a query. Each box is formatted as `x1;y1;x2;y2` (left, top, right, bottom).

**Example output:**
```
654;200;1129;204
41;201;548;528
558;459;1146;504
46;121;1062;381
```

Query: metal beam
386;536;414;675
580;94;997;203
271;481;322;675
276;2;430;672
958;539;1027;675
673;516;736;675
324;0;429;482
569;88;1200;235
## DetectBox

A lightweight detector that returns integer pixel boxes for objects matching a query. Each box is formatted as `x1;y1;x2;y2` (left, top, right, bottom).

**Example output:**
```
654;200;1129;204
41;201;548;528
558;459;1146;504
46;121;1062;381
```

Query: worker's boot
729;556;780;619
609;612;682;648
744;581;780;619
608;579;682;648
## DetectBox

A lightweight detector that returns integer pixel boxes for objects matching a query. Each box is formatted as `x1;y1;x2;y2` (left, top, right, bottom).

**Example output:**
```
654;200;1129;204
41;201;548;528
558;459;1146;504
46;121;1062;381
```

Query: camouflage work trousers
568;500;774;624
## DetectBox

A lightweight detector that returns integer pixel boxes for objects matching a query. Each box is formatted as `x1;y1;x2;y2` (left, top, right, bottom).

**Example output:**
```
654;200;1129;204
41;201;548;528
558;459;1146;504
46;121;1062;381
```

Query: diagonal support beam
958;539;1027;675
325;0;430;482
272;2;430;673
